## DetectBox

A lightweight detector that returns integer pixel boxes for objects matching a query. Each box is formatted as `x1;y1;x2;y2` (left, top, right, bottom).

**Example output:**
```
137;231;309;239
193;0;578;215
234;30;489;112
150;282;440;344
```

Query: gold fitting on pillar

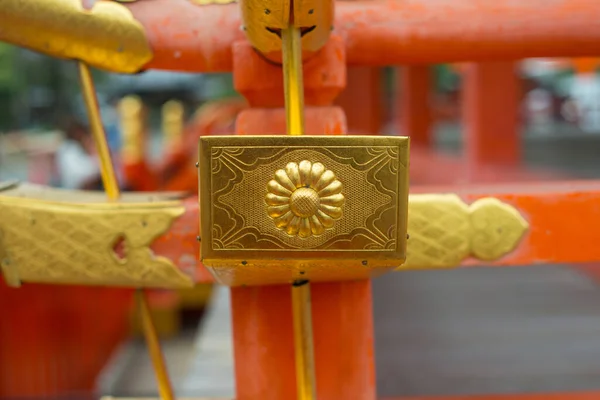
239;0;333;61
198;135;410;287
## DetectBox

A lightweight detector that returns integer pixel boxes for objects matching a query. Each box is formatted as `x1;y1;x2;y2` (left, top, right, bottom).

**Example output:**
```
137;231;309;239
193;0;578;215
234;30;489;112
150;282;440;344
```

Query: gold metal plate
401;194;529;269
0;0;152;74
198;135;409;286
0;183;192;289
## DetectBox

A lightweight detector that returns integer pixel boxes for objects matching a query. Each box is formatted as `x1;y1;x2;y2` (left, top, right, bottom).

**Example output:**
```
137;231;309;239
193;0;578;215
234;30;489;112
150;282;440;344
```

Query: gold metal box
198;136;409;286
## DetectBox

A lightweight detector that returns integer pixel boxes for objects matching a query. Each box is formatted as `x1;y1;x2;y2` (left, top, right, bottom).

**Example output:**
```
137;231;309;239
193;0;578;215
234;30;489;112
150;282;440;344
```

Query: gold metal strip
282;24;317;400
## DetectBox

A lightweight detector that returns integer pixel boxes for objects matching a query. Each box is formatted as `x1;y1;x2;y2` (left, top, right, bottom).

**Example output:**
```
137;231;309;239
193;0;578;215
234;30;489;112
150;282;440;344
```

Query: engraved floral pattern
265;161;345;238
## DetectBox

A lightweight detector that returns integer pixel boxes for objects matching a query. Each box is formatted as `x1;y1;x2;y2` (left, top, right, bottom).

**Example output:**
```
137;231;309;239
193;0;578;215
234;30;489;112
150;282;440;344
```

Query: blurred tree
0;43;23;131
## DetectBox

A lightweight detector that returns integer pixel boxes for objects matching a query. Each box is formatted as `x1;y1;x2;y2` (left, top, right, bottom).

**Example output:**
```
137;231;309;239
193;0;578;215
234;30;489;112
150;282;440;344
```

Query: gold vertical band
136;289;176;400
77;62;120;200
282;26;305;136
291;282;317;400
282;24;316;400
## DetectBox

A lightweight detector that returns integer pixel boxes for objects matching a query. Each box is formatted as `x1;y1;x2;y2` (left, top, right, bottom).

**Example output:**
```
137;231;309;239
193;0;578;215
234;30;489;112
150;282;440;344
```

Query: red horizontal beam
157;180;600;283
413;180;600;267
409;147;568;185
127;0;600;72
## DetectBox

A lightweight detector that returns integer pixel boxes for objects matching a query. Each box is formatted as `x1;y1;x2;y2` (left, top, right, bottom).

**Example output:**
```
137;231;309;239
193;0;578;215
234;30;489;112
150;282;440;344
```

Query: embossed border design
199;136;409;263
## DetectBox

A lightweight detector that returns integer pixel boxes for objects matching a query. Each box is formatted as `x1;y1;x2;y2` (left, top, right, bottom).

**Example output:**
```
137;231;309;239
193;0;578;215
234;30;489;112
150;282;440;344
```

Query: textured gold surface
199;135;409;286
266;161;345;238
0;185;192;288
239;0;333;56
0;0;152;74
400;194;529;270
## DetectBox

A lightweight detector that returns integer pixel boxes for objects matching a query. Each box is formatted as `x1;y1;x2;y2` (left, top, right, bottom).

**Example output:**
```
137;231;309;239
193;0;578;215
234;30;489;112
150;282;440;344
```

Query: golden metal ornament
162;100;185;149
0;183;192;288
239;0;333;60
266;161;345;238
0;0;152;74
198;135;410;287
119;95;147;164
400;194;529;270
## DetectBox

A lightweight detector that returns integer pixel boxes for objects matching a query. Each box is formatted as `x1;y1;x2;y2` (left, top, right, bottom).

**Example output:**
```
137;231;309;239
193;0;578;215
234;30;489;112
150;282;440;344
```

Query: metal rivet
195;162;199;167
308;9;314;14
407;233;410;239
264;8;270;14
362;260;368;266
196;236;201;242
241;260;247;265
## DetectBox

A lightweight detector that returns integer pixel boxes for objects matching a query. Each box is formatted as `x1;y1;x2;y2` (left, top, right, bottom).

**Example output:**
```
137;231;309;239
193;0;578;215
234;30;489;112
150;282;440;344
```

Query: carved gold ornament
400;194;529;270
0;0;152;74
266;161;345;238
0;183;193;289
199;135;410;287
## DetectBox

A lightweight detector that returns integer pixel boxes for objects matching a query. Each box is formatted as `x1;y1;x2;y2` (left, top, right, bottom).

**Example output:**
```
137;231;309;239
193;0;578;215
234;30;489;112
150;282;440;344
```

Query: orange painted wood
334;67;383;135
233;38;346;108
412;180;600;266
151;197;213;283
235;107;347;135
399;66;432;146
159;179;600;278
228;36;376;399
462;62;520;168
231;281;376;400
409;147;568;186
124;0;600;72
0;280;132;396
122;161;159;191
383;393;600;400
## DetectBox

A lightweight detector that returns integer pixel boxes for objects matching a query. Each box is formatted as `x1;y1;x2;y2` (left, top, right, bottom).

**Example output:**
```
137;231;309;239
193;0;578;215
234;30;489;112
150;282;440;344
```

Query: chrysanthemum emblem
265;161;345;238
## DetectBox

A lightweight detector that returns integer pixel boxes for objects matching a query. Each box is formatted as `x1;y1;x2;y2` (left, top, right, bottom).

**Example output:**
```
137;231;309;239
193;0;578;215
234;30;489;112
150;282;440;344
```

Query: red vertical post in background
398;66;432;147
334;67;382;134
462;62;520;173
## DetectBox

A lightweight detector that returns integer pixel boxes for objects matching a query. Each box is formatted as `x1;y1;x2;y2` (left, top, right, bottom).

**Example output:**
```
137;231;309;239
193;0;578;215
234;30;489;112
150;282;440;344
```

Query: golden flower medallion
265;161;345;238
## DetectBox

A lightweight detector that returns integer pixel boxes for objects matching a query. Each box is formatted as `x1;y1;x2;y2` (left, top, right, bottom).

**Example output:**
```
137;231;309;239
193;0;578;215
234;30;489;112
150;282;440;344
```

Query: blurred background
2;39;600;399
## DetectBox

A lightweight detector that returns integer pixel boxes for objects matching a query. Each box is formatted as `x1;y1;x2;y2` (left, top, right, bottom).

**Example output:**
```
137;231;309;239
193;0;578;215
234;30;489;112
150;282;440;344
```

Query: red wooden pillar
229;37;377;400
462;62;520;174
398;66;432;147
334;67;382;135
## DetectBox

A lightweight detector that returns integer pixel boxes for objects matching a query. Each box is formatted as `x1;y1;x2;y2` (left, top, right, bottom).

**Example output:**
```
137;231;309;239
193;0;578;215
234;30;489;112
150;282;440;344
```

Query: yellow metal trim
0;187;192;288
399;194;529;270
0;0;152;74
